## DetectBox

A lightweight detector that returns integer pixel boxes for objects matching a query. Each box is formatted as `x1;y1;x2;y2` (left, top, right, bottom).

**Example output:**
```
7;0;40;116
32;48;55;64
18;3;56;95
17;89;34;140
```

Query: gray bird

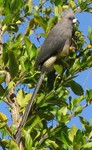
36;8;77;72
15;8;78;144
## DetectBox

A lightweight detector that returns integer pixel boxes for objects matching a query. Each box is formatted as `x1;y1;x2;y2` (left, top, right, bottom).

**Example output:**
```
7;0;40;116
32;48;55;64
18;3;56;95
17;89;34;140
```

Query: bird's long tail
15;71;45;144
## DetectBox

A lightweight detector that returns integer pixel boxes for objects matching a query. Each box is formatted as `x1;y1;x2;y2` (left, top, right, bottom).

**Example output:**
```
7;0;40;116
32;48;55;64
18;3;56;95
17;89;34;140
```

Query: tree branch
38;125;59;146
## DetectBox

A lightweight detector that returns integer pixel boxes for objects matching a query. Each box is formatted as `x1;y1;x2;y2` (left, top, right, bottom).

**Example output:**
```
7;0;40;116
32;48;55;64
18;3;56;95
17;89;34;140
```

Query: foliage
0;0;92;149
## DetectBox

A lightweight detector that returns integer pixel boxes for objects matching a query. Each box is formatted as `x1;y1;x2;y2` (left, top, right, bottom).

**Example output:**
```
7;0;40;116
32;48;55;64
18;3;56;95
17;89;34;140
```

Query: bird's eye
69;17;73;20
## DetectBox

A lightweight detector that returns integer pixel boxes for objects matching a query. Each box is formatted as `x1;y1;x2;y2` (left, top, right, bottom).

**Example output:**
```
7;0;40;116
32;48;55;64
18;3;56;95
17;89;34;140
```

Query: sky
0;0;92;149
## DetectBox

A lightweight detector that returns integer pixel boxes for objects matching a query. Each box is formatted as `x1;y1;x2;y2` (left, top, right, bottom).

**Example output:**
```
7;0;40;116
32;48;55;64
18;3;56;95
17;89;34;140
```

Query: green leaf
83;142;92;149
23;130;32;150
7;81;14;89
24;59;31;71
25;115;43;132
79;116;89;126
8;24;18;32
86;89;92;103
25;19;35;36
23;93;32;107
72;95;84;107
4;0;10;15
46;16;58;33
56;107;69;123
0;75;6;84
80;1;87;10
34;16;47;32
17;89;25;106
0;112;7;122
24;0;33;13
24;36;36;59
11;33;22;49
3;43;9;65
54;64;63;74
54;0;62;6
61;132;72;147
0;85;5;97
45;139;59;149
8;51;19;79
45;6;51;15
0;0;4;14
36;93;45;105
17;89;32;108
65;80;84;96
69;0;76;8
2;140;20;150
73;129;86;148
69;58;81;74
88;131;92;139
10;0;22;12
74;105;83;115
69;125;78;142
0;122;6;129
78;0;82;4
88;26;92;35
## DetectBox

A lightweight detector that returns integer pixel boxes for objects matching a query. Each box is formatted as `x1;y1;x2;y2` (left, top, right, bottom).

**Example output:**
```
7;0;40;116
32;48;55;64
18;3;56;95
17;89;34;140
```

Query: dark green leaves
65;80;84;96
86;89;92;103
0;85;5;97
8;51;18;79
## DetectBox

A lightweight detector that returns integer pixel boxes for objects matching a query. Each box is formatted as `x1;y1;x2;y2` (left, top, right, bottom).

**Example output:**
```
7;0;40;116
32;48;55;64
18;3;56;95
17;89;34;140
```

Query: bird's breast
57;38;71;58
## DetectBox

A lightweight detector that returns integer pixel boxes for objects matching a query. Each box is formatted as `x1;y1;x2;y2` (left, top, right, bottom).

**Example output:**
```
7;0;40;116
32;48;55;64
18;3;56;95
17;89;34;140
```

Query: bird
15;8;78;144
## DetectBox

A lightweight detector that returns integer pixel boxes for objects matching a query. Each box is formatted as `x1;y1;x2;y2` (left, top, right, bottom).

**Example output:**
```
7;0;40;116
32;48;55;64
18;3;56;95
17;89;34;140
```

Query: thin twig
38;125;58;145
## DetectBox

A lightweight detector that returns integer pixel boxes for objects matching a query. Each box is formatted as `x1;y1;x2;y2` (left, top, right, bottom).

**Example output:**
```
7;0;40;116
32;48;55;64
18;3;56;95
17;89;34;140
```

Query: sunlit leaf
45;139;59;149
34;16;47;32
54;64;63;74
0;112;7;122
25;18;35;36
72;95;84;107
69;125;78;142
23;130;32;149
83;142;92;149
17;89;25;106
2;140;20;150
74;105;83;115
17;89;32;108
69;0;76;8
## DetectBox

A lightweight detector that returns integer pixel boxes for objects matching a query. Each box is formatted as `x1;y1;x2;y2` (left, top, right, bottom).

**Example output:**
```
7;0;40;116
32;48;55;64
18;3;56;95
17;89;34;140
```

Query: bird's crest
62;8;74;17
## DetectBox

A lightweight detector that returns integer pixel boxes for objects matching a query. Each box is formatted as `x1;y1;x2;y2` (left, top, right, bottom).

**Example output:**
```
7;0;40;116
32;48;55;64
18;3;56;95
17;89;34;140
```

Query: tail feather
15;71;45;144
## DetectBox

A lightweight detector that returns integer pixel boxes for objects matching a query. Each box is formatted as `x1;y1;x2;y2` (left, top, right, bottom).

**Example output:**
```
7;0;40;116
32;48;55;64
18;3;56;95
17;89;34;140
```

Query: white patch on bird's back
43;56;57;70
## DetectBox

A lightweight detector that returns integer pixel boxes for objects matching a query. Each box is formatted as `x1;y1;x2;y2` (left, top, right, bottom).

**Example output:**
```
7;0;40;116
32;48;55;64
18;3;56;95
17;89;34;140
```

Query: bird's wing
36;23;67;65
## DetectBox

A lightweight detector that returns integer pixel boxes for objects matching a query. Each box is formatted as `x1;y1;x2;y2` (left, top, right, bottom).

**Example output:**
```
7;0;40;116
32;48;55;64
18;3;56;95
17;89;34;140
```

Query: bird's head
62;8;79;25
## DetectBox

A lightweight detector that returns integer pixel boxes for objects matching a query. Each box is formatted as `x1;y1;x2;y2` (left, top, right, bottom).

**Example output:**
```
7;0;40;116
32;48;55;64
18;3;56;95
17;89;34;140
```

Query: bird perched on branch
15;8;78;144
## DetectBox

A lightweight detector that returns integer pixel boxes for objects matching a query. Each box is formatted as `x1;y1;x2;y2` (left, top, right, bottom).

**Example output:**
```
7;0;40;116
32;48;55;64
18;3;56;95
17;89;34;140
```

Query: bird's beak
73;18;79;24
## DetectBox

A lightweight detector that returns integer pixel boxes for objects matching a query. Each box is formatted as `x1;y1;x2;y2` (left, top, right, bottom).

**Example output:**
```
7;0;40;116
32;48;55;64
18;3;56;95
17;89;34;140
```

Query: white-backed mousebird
15;8;78;144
